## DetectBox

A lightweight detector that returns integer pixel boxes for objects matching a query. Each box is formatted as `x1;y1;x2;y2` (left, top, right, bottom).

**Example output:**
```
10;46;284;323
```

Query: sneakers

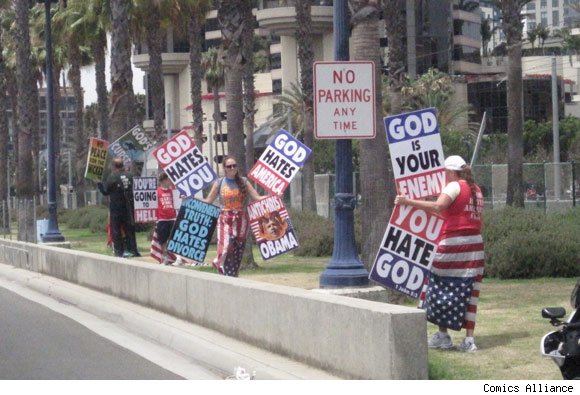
458;337;478;352
428;331;453;349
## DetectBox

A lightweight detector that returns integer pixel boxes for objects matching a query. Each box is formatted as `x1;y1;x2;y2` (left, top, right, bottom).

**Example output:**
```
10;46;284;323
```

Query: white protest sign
153;130;217;197
313;61;376;139
248;129;311;195
369;205;444;299
133;177;158;223
384;108;446;199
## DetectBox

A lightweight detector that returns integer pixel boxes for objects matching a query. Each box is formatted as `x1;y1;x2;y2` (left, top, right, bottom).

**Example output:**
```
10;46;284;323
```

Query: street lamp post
40;0;65;243
319;0;369;287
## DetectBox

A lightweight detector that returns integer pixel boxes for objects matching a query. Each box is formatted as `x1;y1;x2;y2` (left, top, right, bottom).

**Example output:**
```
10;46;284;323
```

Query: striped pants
423;230;485;331
212;210;249;277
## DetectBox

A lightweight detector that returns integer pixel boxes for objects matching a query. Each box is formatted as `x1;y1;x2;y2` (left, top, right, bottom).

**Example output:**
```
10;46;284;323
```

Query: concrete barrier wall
0;238;428;380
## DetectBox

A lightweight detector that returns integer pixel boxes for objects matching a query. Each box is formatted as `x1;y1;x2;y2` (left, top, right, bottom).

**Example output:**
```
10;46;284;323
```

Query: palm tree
67;0;110;141
350;0;392;272
110;0;138;141
0;1;9;232
242;1;256;174
132;0;165;143
500;0;531;208
527;27;537;50
217;0;248;171
176;0;212;150
536;24;550;54
13;0;38;241
201;46;225;167
294;0;317;213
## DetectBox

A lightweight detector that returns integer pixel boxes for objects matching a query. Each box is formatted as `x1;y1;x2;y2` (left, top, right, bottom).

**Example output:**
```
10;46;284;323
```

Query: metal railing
473;161;579;211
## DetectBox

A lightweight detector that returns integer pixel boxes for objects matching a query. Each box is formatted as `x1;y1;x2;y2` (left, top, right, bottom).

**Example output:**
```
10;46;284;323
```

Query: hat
444;155;467;171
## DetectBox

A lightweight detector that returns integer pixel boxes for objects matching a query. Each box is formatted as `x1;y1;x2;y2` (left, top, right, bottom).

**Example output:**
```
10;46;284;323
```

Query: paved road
0;286;183;380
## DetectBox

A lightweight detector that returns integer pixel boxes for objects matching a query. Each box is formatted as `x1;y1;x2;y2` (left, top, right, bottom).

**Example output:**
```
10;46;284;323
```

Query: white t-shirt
441;181;461;201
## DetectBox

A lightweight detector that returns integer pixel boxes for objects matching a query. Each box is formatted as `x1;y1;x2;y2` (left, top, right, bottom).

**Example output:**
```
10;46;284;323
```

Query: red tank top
440;180;483;236
157;187;176;220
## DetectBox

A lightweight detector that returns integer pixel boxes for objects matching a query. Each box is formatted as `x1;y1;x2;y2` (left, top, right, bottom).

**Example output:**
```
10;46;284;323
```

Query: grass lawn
52;226;580;379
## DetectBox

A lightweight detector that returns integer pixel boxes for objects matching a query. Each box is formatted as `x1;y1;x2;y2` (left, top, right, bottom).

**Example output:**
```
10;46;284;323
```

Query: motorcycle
540;279;580;380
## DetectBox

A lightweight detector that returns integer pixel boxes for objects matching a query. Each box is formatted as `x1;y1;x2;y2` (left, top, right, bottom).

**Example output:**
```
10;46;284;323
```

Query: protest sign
84;137;109;181
247;195;299;260
384;108;446;199
369;205;444;299
103;125;155;180
248;129;311;195
133;177;158;223
153;130;217;197
167;197;220;263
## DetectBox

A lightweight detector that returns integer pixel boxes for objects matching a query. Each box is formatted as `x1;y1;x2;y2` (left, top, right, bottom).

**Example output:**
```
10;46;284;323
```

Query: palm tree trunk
14;0;37;241
52;66;63;191
502;0;525;207
145;11;165;143
69;43;86;206
0;27;9;232
295;0;317;213
189;15;205;150
110;0;137;141
213;87;225;165
351;1;392;272
218;1;246;169
93;35;109;140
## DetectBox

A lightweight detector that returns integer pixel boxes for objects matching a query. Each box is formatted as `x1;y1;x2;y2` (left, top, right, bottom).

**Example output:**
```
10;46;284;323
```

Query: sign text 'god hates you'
384;108;446;199
313;61;376;139
248;129;311;195
153;130;217;197
369;205;444;299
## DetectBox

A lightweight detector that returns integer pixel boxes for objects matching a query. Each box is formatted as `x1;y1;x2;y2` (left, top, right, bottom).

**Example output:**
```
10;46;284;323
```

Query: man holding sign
394;155;485;353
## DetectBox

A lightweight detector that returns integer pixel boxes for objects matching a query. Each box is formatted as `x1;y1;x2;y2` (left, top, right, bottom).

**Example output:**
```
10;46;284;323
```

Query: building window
527;2;536;10
553;10;560;26
541;11;548;25
552;0;559;7
272;79;282;95
453;45;481;64
541;0;547;8
270;52;281;70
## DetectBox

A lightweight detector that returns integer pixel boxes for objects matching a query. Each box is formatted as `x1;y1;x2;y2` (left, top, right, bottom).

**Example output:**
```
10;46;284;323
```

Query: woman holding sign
395;155;484;353
203;156;266;277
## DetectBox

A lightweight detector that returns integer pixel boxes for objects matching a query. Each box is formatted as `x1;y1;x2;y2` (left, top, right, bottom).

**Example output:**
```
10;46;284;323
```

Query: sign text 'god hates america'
153;130;217;197
384;108;445;199
369;205;443;299
248;129;311;195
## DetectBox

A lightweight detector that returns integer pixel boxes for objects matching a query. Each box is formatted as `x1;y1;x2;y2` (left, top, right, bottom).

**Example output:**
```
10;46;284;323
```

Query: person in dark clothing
97;158;140;257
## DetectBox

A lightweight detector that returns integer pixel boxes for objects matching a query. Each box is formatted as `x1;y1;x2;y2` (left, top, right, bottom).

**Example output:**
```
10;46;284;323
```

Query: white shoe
458;337;478;352
428;331;453;349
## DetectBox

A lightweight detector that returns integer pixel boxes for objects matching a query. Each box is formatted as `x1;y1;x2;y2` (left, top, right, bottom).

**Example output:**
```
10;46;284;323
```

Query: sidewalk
0;263;340;380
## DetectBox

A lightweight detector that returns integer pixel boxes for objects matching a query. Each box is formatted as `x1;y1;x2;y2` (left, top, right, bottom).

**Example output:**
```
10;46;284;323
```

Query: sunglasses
226;164;237;169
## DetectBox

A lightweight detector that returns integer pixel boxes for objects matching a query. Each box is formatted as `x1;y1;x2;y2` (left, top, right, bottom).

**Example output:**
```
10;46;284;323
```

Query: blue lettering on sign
270;129;312;167
384;108;439;144
369;249;429;299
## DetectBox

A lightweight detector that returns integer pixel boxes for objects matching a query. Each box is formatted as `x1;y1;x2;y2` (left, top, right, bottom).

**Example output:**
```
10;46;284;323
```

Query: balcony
256;4;333;36
133;52;190;74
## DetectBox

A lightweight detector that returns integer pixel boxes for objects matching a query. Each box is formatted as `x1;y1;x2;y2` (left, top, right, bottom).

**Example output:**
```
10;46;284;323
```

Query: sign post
318;0;370;288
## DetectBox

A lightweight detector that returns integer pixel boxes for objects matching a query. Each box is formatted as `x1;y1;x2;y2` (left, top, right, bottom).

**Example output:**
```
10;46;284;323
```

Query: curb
0;263;339;380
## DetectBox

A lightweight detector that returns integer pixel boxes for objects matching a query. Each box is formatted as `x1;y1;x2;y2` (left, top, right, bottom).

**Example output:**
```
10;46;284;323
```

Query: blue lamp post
40;0;65;243
319;0;369;287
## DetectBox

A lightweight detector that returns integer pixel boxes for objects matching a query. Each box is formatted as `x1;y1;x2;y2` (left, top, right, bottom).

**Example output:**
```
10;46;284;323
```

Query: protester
154;172;177;265
394;155;485;352
97;158;140;258
202;156;266;277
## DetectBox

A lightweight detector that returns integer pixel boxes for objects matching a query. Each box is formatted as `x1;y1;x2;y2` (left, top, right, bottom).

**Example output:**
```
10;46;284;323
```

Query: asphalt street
0;286;184;380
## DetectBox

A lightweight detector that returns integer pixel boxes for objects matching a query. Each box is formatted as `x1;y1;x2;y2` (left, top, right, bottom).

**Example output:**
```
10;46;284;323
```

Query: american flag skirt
150;229;176;263
213;210;249;277
421;230;485;331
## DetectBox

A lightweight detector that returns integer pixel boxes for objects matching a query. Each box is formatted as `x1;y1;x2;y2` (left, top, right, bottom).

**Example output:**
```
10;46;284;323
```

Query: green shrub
67;206;109;232
483;208;580;279
290;209;335;256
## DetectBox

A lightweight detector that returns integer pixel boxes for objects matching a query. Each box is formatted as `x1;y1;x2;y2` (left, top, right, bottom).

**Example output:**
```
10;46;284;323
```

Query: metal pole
470;112;486;166
41;0;64;243
319;0;369;288
552;56;561;200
